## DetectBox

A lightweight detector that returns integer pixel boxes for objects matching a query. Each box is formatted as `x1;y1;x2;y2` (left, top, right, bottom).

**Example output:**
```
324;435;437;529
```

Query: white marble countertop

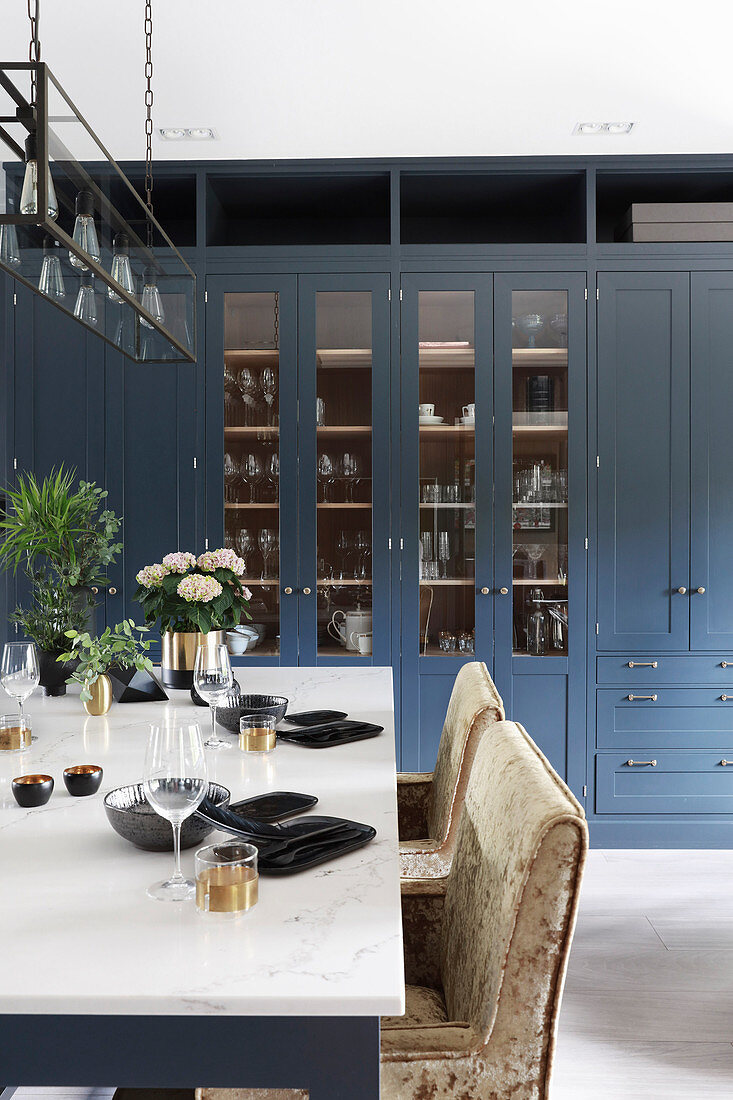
0;667;404;1017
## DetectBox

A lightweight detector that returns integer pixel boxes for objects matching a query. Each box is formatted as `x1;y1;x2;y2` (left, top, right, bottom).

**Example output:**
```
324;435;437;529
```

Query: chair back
426;661;504;843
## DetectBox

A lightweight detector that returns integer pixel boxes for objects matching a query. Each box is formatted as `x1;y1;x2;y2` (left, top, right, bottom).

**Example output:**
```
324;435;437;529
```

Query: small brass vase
83;674;113;717
161;630;226;689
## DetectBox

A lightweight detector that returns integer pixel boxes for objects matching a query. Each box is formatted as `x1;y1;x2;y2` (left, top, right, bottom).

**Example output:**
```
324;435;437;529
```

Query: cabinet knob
696;586;706;595
302;587;311;595
90;586;99;595
480;587;490;595
108;587;117;596
283;586;293;595
722;760;730;767
721;695;731;702
676;586;687;595
499;587;509;596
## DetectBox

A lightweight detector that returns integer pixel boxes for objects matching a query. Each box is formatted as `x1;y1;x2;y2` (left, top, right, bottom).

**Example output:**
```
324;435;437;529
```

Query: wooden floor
11;850;733;1099
552;849;733;1099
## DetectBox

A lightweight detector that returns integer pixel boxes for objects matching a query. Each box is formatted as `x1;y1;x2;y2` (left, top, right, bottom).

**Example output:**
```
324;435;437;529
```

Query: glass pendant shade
0;222;21;268
140;266;165;327
19;133;58;219
38;235;65;299
74;274;98;326
69;190;100;270
108;232;135;301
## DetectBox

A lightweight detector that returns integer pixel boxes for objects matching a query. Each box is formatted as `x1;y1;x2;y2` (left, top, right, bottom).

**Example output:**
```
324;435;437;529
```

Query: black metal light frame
0;62;196;363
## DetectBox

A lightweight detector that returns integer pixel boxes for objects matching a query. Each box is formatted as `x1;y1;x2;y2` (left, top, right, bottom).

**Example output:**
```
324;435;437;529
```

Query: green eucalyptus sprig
58;620;153;703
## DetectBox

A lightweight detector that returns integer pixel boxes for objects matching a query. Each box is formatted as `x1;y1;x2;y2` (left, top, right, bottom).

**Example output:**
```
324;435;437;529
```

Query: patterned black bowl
216;693;289;735
104;781;230;851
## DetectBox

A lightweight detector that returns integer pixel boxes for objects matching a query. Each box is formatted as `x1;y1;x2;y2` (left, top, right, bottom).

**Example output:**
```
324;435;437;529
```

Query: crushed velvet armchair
198;717;587;1100
398;660;504;879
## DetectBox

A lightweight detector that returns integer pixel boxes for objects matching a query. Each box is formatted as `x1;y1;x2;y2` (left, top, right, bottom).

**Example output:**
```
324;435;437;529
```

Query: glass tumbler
0;713;31;752
239;712;277;754
195;842;258;920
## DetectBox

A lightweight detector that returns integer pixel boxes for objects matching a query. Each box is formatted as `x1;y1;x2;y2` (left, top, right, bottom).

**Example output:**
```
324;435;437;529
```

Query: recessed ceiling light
573;121;635;136
158;127;217;141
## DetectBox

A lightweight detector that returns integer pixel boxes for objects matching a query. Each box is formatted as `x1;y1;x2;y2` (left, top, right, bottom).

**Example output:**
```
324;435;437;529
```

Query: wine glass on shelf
355;529;371;580
437;531;451;579
267;452;280;502
237;366;259;426
223;363;238;392
336;529;351;580
194;643;234;752
550;313;568;347
259;528;279;580
240;452;264;504
144;717;208;900
342;452;362;503
525;544;545;579
1;642;40;724
517;313;545;349
236;528;254;573
317;453;336;503
261;366;278;426
224;452;239;503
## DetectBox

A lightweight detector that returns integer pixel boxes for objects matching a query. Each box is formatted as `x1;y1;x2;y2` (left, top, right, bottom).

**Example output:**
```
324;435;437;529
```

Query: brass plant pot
161;630;226;689
83;674;113;717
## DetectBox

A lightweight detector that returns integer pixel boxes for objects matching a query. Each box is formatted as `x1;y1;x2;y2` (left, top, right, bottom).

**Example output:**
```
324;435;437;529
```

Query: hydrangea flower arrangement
134;548;252;635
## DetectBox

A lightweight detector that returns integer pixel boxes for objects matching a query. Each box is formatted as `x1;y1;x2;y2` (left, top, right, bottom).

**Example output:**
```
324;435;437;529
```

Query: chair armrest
397;772;433;840
400;884;446;989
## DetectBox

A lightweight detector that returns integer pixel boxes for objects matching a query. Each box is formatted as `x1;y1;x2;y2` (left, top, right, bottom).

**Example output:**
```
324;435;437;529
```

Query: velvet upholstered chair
397;660;504;879
198;717;587;1100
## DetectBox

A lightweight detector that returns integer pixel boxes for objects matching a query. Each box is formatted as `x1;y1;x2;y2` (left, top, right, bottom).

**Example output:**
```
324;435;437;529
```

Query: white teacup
227;631;249;656
419;403;435;417
462;403;476;420
350;631;372;656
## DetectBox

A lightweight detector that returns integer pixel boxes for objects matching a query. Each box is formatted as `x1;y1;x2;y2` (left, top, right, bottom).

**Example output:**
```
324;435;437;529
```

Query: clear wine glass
437;531;451;579
237;366;259;426
317;453;336;503
144;717;208;901
236;528;254;573
259;527;279;580
1;642;40;723
194;644;234;752
240;452;264;504
224;452;239;503
267;451;280;502
261;366;278;426
342;452;362;503
336;529;351;580
355;529;371;580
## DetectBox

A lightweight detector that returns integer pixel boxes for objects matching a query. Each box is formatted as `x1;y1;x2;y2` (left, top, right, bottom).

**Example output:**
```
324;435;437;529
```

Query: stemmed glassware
240;452;264;503
517;313;545;348
317;453;336;503
237;367;259;426
259;528;279;580
224;452;239;503
550;313;568;347
236;528;254;573
355;529;371;580
437;531;451;579
193;644;234;752
267;452;280;502
525;544;545;579
261;366;278;426
1;642;40;724
341;452;362;502
144;717;208;901
336;529;351;580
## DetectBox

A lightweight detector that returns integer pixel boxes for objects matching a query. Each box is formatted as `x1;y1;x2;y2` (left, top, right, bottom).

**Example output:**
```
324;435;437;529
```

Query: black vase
38;648;76;697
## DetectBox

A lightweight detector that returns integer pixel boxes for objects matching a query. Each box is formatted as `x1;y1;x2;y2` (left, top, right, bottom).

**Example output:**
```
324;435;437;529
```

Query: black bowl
12;773;54;807
104;781;230;851
215;693;289;735
63;764;103;797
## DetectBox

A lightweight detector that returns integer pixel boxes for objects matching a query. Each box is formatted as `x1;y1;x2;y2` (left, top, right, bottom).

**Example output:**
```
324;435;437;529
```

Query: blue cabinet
596;272;691;652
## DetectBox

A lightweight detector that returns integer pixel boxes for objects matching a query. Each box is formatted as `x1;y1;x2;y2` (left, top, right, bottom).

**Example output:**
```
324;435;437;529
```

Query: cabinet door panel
596;273;690;651
690;274;733;650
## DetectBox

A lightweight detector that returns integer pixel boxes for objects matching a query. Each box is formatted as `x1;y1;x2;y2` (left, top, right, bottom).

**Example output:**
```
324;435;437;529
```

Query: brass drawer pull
721;695;731;702
722;662;732;669
721;760;730;767
627;694;658;702
627;661;658;668
627;759;657;767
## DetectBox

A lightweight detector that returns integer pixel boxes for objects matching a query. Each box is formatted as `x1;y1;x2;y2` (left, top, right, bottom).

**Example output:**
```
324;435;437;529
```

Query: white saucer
460;416;475;426
419;414;445;425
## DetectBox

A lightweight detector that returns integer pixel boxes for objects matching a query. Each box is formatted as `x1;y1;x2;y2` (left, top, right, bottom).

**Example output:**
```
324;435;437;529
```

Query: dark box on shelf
617;203;733;242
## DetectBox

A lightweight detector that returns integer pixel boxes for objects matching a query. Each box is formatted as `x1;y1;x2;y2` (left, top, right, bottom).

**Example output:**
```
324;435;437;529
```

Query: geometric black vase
107;664;169;703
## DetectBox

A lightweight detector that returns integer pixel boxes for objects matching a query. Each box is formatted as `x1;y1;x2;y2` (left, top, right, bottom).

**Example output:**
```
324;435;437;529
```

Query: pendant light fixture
0;0;195;362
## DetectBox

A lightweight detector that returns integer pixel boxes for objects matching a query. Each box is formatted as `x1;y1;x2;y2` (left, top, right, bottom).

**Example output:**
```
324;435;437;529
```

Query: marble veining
0;667;404;1017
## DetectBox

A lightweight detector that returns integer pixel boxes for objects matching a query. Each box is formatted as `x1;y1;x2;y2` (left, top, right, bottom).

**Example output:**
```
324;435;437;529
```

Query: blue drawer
597;688;733;750
596;753;733;815
597;656;733;685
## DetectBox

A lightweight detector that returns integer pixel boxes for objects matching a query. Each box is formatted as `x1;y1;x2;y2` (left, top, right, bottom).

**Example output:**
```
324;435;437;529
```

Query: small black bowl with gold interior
12;774;54;808
63;764;104;797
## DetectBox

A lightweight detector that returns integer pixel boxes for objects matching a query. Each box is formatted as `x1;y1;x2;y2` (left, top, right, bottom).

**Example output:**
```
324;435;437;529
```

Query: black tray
229;791;318;822
277;720;383;748
280;709;348;727
258;816;376;875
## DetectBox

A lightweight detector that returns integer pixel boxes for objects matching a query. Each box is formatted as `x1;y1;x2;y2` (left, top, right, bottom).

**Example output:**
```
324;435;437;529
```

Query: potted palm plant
0;468;123;695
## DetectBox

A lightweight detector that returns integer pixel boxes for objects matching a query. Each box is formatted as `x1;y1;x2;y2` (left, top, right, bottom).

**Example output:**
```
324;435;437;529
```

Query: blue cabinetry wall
4;155;733;845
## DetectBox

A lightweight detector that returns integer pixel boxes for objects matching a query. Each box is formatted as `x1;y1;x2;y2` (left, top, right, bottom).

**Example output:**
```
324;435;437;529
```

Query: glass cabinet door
298;275;391;664
206;277;298;664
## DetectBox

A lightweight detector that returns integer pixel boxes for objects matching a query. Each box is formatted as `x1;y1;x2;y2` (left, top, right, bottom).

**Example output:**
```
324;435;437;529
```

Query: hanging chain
144;0;154;248
273;292;279;350
27;0;40;107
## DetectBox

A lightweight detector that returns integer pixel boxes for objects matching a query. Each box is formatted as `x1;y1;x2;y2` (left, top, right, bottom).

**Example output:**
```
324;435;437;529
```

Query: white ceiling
3;0;733;161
